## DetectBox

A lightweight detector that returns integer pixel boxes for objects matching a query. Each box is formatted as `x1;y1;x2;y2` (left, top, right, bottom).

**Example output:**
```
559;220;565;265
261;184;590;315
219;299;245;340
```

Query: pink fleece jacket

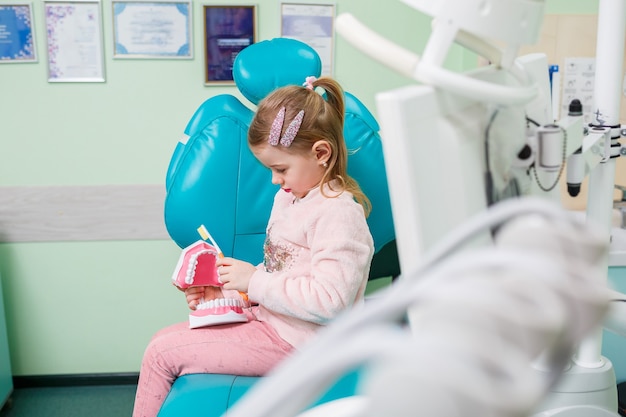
246;184;374;348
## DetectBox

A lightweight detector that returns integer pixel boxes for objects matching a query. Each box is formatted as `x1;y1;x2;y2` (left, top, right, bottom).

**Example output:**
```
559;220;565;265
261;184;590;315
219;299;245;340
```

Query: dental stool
160;38;399;417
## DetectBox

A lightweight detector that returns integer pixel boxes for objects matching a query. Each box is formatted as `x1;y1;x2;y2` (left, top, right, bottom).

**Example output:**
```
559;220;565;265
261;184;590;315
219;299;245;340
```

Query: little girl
132;76;374;417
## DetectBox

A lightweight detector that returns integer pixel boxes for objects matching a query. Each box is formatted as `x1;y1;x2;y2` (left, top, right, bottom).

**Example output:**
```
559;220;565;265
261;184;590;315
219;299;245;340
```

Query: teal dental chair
160;38;399;417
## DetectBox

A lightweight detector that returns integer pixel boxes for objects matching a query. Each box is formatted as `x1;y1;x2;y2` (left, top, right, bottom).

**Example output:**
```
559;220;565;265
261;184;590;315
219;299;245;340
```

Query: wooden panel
0;185;169;243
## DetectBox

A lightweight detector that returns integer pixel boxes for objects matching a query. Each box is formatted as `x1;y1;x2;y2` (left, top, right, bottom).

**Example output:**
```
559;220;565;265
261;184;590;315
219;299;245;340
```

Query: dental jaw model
172;240;248;329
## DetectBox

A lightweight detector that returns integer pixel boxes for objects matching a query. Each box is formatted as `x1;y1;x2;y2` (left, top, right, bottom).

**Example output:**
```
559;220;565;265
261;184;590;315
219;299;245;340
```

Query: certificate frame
112;0;193;59
44;0;105;82
0;3;37;63
203;4;257;85
280;2;335;76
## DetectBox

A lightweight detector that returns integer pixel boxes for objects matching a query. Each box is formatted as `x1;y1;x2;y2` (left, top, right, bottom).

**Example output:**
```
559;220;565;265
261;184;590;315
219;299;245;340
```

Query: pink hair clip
281;110;304;147
268;107;286;146
303;76;317;90
267;107;305;148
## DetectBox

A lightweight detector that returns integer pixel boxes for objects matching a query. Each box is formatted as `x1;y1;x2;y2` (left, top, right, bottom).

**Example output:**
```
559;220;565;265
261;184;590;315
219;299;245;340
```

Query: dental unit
217;0;626;416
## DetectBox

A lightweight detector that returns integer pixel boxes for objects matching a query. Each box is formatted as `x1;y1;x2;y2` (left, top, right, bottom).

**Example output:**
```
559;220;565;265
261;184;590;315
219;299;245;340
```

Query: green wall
0;0;601;376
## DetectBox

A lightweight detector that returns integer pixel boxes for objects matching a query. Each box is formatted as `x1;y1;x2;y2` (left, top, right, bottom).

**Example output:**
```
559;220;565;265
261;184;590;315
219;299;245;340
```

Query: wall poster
0;3;37;62
281;2;335;76
203;5;256;84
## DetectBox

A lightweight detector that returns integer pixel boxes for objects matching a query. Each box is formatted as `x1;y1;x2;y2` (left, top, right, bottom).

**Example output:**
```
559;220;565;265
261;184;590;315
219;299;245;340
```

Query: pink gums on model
172;241;248;328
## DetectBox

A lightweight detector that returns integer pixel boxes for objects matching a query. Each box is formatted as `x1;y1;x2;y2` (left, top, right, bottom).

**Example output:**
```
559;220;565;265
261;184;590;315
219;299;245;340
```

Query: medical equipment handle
335;13;538;106
335;13;418;78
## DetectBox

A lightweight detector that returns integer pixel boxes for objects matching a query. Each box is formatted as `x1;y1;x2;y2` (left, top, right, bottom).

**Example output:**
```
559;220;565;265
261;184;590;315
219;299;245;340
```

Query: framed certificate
112;0;192;59
203;5;256;84
44;0;105;82
0;3;37;62
281;2;335;76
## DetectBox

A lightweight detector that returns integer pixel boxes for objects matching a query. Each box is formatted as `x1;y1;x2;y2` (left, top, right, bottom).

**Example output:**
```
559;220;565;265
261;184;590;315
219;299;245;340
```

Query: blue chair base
157;370;360;416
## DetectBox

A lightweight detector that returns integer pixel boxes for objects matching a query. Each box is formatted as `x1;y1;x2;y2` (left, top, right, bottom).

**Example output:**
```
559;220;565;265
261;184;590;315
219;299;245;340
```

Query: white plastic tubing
225;197;611;417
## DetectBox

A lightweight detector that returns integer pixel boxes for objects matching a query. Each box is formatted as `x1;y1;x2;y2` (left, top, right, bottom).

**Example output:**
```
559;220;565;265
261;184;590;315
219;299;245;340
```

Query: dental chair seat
158;370;361;417
159;38;398;417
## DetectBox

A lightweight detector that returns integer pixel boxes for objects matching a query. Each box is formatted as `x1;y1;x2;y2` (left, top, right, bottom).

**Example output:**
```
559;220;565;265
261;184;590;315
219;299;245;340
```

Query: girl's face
252;144;325;199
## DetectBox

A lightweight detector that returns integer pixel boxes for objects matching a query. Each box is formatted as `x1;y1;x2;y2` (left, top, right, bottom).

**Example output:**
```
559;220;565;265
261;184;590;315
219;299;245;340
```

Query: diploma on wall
112;0;192;59
43;0;105;82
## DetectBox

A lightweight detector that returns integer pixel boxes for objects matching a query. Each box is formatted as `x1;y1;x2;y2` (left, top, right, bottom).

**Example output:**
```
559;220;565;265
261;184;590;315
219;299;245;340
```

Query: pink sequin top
247;183;374;348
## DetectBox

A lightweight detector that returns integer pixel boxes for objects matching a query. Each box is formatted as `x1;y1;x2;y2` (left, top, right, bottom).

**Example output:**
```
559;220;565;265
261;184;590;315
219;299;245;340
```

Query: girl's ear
311;140;331;165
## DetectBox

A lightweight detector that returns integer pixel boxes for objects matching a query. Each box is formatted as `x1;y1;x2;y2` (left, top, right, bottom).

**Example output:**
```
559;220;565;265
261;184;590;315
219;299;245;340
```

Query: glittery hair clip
303;76;317;90
268;107;286;146
268;107;305;147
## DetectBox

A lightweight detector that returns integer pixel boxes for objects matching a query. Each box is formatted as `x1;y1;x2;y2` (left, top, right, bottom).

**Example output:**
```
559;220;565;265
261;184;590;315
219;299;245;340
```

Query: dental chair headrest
233;38;322;105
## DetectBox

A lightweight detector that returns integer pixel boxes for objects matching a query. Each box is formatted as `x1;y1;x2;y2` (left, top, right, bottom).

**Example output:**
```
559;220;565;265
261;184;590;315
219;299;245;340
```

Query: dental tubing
224;197;611;417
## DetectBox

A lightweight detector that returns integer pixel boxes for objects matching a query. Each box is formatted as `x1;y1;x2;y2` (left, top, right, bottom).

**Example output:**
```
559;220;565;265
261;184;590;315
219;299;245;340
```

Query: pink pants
132;313;294;417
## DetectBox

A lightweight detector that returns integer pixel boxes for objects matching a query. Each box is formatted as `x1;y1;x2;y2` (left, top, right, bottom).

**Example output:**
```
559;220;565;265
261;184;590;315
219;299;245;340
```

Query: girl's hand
216;257;256;293
184;286;223;310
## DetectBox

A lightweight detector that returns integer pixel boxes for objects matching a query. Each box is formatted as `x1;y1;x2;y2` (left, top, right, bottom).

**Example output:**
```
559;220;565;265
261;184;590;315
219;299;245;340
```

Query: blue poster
0;4;36;62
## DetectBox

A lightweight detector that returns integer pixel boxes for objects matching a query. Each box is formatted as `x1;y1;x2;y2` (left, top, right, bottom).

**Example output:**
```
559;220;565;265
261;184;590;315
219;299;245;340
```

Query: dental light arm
334;13;504;76
335;10;538;106
335;13;418;79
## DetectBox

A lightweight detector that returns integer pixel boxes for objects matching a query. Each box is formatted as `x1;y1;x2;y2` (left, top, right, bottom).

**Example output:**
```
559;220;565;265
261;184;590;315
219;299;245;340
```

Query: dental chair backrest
164;38;399;280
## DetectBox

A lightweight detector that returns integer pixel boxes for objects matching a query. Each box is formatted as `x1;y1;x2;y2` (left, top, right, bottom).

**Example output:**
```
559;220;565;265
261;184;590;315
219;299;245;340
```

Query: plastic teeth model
190;298;248;328
172;240;248;328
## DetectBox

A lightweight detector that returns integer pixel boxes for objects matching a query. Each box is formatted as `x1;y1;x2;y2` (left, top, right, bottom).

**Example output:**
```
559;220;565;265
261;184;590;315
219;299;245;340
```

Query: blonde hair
248;77;371;216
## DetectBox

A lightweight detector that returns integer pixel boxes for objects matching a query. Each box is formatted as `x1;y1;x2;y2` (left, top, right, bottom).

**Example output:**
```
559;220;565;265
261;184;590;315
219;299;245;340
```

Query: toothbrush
197;225;223;257
197;225;249;303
